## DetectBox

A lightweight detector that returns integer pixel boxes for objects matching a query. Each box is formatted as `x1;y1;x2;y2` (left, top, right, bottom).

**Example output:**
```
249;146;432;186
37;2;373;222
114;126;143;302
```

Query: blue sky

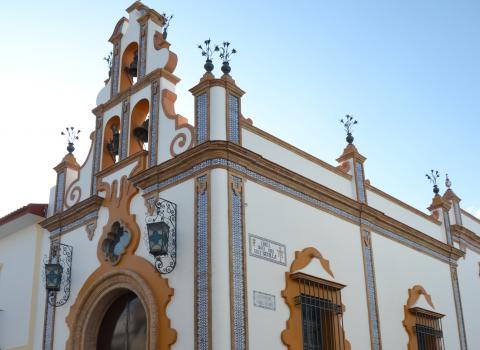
0;0;479;218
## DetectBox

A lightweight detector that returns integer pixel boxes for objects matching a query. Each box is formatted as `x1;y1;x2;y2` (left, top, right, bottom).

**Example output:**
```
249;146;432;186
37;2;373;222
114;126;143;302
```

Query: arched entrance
97;291;147;350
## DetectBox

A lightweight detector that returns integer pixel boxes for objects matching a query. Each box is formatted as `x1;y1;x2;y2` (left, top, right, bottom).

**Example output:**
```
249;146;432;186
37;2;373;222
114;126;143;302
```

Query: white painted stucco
241;128;353;199
209;86;227;141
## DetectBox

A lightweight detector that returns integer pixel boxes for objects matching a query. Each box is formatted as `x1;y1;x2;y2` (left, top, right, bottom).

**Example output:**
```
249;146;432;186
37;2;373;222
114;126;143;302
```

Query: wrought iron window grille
411;308;445;350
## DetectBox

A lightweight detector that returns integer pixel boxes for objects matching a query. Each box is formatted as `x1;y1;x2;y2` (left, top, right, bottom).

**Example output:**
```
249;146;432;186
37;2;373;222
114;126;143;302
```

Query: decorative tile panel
55;172;65;213
451;266;468;350
228;95;239;143
91;116;103;194
253;291;276;311
120;99;130;160
443;211;453;245
42;294;55;350
196;175;210;350
356;162;366;203
249;234;286;266
149;81;159;167
361;229;381;350
196;93;208;144
143;158;454;264
50;211;98;238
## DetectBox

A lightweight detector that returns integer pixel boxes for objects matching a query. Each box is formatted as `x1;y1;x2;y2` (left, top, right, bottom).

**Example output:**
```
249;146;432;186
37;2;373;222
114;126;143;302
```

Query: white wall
367;189;444;242
461;212;480;235
0;224;41;350
457;247;480;347
241;128;354;199
244;179;371;349
372;232;460;349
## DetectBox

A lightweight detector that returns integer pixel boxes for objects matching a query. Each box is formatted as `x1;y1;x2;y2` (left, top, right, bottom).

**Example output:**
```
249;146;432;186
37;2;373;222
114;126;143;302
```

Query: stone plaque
253;291;276;311
249;234;287;266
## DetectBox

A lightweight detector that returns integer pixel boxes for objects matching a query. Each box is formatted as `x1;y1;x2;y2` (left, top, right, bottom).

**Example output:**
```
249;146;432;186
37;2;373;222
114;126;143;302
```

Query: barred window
411;308;445;350
292;272;346;350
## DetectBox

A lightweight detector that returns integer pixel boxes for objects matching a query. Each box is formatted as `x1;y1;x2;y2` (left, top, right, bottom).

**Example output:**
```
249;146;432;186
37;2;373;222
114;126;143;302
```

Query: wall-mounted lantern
43;242;73;307
145;198;177;274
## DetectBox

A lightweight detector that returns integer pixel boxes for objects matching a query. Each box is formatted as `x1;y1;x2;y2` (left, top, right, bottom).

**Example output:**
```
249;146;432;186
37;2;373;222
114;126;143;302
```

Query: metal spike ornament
340;114;358;144
425;170;441;195
198;39;215;73
162;13;173;40
215;41;237;75
61;127;80;154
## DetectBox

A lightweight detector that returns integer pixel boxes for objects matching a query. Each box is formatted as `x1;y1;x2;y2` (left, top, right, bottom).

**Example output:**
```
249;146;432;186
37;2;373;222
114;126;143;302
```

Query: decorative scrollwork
42;242;73;307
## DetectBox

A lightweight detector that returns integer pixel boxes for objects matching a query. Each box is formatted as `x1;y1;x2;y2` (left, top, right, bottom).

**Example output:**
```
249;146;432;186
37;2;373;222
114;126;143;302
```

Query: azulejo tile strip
443;211;453;245
453;202;463;226
451;267;468;350
111;44;120;97
138;23;147;78
230;175;246;349
361;230;381;350
92;116;103;194
228;95;239;143
120;99;130;160
55;172;65;213
143;158;453;264
42;295;55;350
196;93;208;144
356;162;366;203
50;211;98;238
149;82;159;167
196;175;210;350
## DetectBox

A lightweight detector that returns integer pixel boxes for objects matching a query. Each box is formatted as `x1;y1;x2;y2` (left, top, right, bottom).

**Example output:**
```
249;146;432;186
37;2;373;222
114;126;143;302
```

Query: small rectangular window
292;273;346;350
411;307;445;350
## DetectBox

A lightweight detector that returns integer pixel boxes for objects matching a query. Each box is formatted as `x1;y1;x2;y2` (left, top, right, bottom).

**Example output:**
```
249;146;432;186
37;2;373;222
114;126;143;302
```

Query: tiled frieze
54;172;65;213
196;93;208;144
451;267;468;350
110;43;120;97
228;95;239;143
356;162;366;203
138;23;147;78
148;81;159;166
361;229;382;350
91;116;103;194
120;99;130;160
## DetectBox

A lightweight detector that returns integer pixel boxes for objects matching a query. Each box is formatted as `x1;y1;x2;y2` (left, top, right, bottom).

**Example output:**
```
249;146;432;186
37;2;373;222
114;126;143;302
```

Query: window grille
292;273;346;350
411;307;445;350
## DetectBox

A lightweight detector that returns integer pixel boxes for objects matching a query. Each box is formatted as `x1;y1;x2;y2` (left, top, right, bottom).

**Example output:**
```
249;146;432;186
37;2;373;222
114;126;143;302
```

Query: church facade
1;2;480;349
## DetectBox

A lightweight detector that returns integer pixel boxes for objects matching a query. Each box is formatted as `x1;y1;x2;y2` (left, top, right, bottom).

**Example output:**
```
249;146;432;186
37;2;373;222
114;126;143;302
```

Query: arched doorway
97;291;146;350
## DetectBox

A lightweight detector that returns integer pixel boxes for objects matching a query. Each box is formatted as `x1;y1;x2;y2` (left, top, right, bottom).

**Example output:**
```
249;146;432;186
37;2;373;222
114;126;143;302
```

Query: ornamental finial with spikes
445;173;452;189
425;170;440;195
61;127;81;154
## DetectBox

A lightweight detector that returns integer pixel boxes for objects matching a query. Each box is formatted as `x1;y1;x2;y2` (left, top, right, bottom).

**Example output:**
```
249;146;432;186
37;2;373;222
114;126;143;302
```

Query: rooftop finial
340;114;358;144
215;41;237;75
425;169;440;195
445;173;452;189
198;39;215;74
61;127;81;154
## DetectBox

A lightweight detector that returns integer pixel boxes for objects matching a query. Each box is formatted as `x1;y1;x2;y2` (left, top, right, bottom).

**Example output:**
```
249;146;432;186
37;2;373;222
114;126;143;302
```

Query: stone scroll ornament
145;198;177;274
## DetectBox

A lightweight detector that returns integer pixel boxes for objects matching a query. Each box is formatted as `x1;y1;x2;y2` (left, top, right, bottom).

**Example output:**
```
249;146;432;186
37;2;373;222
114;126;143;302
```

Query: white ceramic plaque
253;291;276;311
249;234;287;266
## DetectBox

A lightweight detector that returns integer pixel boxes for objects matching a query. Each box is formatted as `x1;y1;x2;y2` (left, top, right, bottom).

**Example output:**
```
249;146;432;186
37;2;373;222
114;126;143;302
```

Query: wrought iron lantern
145;198;177;274
147;221;170;256
43;242;73;307
45;263;63;291
133;118;149;145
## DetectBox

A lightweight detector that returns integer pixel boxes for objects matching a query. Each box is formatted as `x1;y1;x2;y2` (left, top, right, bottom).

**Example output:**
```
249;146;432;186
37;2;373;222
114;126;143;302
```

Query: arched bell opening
96;290;147;350
102;116;121;169
120;42;139;93
129;99;150;156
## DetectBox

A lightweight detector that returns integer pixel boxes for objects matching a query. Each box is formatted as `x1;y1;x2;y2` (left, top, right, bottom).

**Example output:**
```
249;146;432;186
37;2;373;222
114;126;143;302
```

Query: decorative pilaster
148;80;160;166
451;267;468;350
138;22;148;78
53;154;80;214
91;115;103;194
444;175;463;226
120;98;130;160
360;229;382;350
227;93;240;144
195;92;209;144
229;175;248;350
195;174;211;350
337;143;367;203
42;241;60;350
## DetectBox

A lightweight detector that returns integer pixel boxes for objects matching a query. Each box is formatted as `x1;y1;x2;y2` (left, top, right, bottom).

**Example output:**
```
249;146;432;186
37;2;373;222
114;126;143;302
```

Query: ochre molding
54;153;80;173
240;121;352;180
161;89;195;157
336;144;366;164
129;141;464;262
65;259;176;349
281;247;351;349
108;17;128;44
402;285;438;350
95;150;147;180
40;196;103;233
154;31;171;50
189;76;245;97
451;224;480;254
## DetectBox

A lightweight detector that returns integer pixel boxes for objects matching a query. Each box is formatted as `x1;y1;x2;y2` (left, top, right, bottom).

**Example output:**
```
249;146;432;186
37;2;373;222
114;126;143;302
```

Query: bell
133;118;149;144
107;125;120;159
126;50;138;78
